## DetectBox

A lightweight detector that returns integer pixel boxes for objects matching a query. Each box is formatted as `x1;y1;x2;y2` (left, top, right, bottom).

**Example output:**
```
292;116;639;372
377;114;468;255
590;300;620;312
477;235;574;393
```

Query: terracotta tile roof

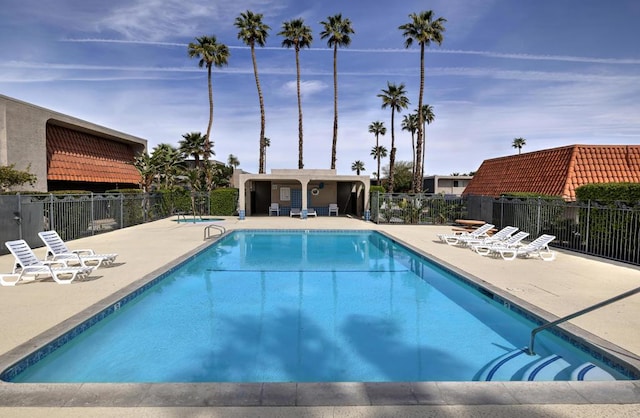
463;145;640;200
46;124;141;185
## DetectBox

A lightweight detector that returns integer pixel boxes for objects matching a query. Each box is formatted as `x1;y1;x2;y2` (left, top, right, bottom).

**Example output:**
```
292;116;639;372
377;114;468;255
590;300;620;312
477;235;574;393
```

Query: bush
575;183;640;204
106;189;142;194
370;185;385;194
210;188;238;215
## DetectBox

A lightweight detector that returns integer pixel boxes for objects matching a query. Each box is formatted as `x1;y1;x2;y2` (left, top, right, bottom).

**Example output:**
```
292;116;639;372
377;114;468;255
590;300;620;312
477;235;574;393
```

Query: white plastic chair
328;203;339;216
490;234;557;261
4;240;94;284
269;203;280;216
437;223;495;246
38;230;118;268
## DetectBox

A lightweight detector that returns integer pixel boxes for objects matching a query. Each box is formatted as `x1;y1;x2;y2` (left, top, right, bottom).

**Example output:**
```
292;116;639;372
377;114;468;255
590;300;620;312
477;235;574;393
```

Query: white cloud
280;80;328;97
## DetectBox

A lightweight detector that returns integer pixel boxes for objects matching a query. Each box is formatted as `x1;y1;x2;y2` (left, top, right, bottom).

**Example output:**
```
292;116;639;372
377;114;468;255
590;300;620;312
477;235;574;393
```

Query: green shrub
501;192;562;201
106;188;142;194
210;188;238;215
370;185;385;194
575;183;640;204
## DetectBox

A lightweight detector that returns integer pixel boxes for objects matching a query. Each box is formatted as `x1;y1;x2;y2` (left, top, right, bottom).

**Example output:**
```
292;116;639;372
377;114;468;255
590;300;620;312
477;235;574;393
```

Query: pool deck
0;216;639;417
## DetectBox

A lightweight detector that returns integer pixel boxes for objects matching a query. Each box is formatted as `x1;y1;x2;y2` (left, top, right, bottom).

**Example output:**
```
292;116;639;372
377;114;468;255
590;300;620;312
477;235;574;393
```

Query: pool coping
0;229;639;407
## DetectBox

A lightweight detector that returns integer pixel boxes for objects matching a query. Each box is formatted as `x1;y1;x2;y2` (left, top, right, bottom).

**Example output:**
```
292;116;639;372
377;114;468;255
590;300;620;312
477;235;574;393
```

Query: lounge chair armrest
42;259;70;268
72;249;96;255
52;253;82;262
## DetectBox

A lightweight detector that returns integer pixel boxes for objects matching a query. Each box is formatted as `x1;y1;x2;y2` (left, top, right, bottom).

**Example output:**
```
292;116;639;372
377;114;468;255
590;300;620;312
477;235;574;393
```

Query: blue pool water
5;230;632;383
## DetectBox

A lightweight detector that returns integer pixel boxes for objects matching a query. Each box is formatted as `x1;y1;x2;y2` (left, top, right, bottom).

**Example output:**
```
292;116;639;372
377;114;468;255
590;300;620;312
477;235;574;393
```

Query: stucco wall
0;94;147;192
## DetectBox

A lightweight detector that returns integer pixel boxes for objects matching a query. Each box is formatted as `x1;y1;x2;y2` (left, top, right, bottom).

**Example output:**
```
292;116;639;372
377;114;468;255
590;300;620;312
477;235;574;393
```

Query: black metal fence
0;192;212;254
370;193;467;225
493;197;640;266
371;193;640;266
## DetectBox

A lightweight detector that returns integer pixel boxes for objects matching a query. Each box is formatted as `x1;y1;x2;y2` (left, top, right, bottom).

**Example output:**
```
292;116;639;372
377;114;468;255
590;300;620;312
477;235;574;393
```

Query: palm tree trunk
414;43;425;193
388;109;396;193
251;44;267;174
411;131;415;191
205;65;213;161
331;45;338;170
376;134;381;184
296;46;304;169
422;121;426;189
205;65;214;190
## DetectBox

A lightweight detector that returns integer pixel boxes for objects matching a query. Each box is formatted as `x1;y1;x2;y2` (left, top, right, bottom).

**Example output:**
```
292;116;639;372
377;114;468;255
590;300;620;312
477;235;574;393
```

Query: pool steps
480;348;616;381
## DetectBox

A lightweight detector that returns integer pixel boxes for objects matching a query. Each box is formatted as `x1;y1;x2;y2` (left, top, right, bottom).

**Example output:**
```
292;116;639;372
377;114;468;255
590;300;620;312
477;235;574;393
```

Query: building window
453;180;460;187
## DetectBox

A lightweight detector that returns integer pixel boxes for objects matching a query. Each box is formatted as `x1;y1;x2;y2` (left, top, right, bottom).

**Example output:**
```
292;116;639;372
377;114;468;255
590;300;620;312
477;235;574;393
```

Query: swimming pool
1;230;635;383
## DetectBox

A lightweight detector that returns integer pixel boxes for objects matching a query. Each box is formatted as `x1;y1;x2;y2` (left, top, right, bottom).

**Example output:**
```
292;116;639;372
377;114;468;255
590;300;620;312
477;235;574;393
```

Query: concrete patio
0;216;639;417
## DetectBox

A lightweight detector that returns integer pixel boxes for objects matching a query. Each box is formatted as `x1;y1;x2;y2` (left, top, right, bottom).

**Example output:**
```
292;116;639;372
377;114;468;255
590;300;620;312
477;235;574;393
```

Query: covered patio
237;169;370;219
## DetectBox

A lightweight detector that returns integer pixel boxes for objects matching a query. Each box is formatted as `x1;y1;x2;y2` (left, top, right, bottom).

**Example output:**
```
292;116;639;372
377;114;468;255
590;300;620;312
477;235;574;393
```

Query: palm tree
368;121;386;183
370;145;388;185
279;18;313;169
235;11;270;174
416;104;435;190
227;154;240;172
150;143;185;189
401;113;419;188
399;10;446;192
187;35;230;175
133;152;156;193
320;13;354;170
351;160;365;175
512;137;527;154
178;132;209;168
377;82;409;193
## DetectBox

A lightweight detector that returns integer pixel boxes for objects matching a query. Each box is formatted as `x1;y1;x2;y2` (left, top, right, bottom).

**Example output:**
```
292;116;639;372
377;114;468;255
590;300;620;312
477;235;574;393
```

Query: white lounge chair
4;240;94;284
438;223;495;246
328;203;339;216
472;231;530;255
38;230;118;268
455;226;518;247
290;208;302;217
489;234;557;261
0;273;22;287
307;208;317;217
268;203;280;216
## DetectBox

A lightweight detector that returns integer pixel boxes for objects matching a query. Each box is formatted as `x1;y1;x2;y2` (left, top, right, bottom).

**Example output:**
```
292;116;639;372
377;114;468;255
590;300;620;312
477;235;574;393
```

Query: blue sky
2;0;639;176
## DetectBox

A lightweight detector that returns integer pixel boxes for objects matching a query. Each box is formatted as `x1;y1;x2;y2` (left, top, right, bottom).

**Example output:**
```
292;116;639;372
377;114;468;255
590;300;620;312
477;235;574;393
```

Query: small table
454;219;486;228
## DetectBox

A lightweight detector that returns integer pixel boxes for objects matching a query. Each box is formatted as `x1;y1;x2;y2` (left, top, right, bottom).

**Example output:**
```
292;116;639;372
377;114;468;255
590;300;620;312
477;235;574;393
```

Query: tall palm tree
320;13;354;170
279;18;313;169
399;10;446;192
368;121;386;183
187;35;230;173
235;10;270;174
370;145;388;185
512;137;527;154
402;113;419;188
178;132;209;168
416;104;435;190
351;160;365;175
377;82;409;193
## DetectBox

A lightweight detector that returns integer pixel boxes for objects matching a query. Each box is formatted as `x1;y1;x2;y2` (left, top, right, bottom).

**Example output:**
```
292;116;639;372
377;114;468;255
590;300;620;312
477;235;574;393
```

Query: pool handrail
203;224;226;240
528;285;640;355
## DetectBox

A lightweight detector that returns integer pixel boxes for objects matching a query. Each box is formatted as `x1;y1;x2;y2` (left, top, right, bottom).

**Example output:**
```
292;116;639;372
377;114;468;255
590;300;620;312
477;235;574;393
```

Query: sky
1;0;640;177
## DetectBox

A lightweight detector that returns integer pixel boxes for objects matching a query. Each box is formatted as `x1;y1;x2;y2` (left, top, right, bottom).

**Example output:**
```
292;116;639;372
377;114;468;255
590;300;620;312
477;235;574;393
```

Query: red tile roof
463;145;640;200
46;124;141;184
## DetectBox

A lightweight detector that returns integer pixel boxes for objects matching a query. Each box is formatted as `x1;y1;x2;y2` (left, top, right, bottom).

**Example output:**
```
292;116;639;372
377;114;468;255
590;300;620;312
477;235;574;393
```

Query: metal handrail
528;286;640;355
204;224;226;240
